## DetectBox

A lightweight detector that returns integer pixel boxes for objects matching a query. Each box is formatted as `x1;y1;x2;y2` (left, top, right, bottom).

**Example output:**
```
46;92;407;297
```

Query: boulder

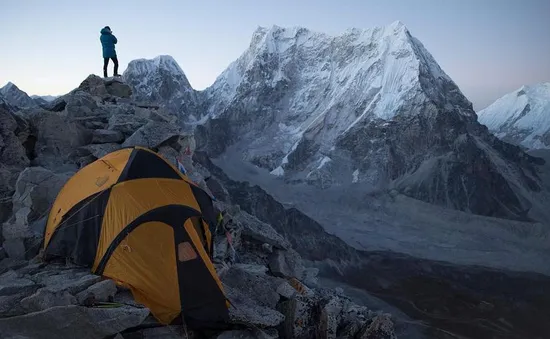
20;288;77;312
105;78;133;98
276;281;297;299
91;129;124;144
76;279;117;305
17;262;46;276
134;106;172;123
65;90;100;119
316;297;345;339
0;258;28;273
277;295;318;339
235;211;291;250
0;305;150;339
38;272;101;295
78;143;122;159
0;293;27;317
231;263;269;275
122;121;185;149
224;285;285;328
26;110;91;169
222;266;282;308
108;114;149;137
11;167;71;224
268;249;305;279
357;314;397;339
2;167;71;259
78;75;109;98
0;270;40;297
42;96;67;112
0;247;5;261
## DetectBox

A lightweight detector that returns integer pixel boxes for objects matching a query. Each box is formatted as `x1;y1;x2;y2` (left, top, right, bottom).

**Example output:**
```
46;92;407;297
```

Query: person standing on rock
100;26;120;78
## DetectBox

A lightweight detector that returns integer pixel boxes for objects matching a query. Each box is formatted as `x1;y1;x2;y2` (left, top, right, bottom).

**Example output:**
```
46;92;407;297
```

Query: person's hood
100;27;112;35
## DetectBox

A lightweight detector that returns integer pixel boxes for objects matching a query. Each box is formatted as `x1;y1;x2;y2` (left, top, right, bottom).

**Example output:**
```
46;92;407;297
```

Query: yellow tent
42;146;229;327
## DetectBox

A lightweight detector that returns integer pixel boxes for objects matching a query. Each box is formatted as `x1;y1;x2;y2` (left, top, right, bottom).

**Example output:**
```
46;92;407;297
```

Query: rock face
478;82;550;150
195;22;546;221
0;107;30;222
0;82;38;110
122;55;201;123
2;167;71;259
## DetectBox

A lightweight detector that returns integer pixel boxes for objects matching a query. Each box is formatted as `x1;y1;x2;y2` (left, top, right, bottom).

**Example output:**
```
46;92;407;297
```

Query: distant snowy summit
0;82;38;110
478;82;550;150
123;55;201;123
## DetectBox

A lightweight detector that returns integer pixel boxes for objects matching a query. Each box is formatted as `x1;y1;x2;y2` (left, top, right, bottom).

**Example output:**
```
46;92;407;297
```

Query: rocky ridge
0;76;397;339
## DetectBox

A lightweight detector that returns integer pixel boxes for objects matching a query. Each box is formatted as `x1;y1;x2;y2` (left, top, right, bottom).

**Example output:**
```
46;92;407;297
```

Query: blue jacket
100;27;117;58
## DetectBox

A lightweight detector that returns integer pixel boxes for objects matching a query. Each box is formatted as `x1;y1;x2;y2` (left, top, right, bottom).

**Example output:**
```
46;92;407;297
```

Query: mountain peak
0;81;37;109
3;81;16;89
207;21;470;123
478;82;550;150
126;55;186;77
123;55;199;122
1;81;19;94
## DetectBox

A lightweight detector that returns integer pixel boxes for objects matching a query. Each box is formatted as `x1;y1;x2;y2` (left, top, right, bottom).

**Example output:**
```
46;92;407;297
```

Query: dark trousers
103;57;119;77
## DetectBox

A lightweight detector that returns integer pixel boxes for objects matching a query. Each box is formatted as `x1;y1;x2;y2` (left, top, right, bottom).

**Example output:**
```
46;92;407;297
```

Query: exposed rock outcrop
0;75;397;339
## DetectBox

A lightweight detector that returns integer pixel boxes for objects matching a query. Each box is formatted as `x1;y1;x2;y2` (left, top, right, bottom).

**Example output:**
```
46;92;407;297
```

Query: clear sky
1;0;548;110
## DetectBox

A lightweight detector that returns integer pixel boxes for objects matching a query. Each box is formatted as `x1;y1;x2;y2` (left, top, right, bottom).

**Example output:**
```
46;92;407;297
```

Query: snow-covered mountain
0;82;38;110
122;22;547;221
122;55;202;123
478;83;550;150
198;22;545;220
